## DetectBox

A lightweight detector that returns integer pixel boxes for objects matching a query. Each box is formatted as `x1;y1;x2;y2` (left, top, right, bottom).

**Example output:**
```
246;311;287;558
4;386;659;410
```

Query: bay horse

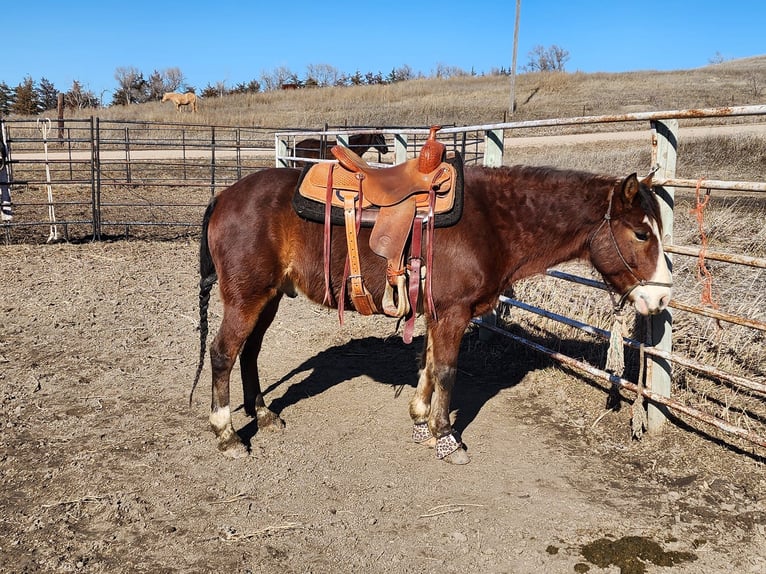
293;133;388;165
161;92;198;113
192;164;672;464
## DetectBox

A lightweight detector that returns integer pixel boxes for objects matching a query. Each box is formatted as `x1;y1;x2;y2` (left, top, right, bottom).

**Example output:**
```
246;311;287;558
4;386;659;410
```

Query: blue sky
5;0;764;99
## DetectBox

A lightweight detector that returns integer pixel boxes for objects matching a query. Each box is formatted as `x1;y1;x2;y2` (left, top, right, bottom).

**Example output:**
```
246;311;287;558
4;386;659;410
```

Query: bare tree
114;66;142;105
64;80;97;109
164;67;184;92
524;45;570;72
434;63;469;79
708;51;726;65
306;63;342;87
260;66;296;91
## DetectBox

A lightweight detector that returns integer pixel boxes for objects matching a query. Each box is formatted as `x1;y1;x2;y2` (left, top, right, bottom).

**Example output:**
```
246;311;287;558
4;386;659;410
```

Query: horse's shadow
235;328;544;444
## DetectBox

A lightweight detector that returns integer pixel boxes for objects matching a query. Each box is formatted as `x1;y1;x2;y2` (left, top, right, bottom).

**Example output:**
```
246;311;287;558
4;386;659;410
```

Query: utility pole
510;0;521;115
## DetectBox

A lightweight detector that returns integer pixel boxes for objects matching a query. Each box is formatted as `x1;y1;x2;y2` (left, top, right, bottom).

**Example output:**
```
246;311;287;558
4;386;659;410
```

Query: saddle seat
331;145;453;208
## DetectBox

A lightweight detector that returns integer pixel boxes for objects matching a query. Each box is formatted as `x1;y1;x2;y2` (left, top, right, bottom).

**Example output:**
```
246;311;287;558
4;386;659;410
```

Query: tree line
1;45;569;116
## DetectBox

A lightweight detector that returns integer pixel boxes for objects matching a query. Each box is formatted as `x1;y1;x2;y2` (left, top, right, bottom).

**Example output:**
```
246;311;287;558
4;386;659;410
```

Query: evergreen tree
38;77;59;111
147;70;166;101
200;83;221;99
12;76;40;115
0;82;14;115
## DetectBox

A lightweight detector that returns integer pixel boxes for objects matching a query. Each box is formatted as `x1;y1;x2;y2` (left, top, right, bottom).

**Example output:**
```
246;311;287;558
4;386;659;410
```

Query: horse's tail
190;197;219;405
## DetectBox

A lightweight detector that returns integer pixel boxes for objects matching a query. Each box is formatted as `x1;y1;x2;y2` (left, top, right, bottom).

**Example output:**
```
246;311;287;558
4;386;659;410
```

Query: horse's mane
636;183;663;235
483;164;664;234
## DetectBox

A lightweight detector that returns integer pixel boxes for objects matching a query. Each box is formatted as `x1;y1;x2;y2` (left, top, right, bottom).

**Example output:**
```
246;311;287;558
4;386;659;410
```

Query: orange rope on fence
690;178;719;309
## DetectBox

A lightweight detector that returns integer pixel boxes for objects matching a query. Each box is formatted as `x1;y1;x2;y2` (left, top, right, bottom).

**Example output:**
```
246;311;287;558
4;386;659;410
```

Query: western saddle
293;126;463;343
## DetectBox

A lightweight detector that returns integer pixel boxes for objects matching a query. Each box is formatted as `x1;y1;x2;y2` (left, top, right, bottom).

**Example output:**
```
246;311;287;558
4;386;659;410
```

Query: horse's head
588;174;672;315
161;93;171;102
372;133;389;155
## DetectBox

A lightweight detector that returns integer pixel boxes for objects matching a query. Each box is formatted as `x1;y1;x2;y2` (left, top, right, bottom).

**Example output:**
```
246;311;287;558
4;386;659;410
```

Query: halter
589;184;673;311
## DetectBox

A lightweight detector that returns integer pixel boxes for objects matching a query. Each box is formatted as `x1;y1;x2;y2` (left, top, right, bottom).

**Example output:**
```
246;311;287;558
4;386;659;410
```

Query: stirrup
382;274;409;317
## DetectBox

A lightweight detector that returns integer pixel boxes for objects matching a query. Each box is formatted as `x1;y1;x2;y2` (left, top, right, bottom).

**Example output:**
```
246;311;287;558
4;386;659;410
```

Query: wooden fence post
483;129;504;167
276;135;289;168
394;133;408;164
647;119;677;432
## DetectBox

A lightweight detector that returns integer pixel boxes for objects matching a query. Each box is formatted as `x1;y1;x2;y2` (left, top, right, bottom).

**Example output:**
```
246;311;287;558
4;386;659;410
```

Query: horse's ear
621;173;640;204
639;163;659;188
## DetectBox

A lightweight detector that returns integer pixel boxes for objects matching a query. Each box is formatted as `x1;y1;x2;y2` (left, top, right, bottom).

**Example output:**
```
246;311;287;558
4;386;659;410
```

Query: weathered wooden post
57;93;64;142
480;128;505;338
647;119;677;432
275;135;289;168
483;128;504;167
394;133;408;164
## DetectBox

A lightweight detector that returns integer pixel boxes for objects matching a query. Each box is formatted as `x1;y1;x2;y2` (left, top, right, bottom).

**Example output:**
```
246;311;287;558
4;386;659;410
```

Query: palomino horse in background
192;164;672;464
293;133;388;165
161;92;198;113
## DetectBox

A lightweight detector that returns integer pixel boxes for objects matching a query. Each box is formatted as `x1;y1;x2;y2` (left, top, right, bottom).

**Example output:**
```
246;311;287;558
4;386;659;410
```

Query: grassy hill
66;56;766;129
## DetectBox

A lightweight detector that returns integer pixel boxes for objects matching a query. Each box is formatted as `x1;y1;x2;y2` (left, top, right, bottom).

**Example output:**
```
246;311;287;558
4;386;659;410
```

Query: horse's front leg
409;329;437;447
410;313;471;464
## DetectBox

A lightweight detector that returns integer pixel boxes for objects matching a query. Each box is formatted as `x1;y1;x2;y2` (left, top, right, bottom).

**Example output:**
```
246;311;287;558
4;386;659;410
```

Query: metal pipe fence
2;106;764;453
1;117;280;241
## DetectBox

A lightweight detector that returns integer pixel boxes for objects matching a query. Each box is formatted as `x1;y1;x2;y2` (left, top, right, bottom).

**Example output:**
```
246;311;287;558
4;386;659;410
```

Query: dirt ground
1;240;764;574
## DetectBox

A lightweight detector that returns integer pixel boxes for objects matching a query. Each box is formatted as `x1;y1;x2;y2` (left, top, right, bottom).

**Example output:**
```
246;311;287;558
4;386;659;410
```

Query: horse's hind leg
209;294;274;458
240;293;285;431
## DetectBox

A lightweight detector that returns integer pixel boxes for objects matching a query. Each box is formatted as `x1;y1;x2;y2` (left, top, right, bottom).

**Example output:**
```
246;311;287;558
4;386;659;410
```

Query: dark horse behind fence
293;132;388;165
192;163;672;464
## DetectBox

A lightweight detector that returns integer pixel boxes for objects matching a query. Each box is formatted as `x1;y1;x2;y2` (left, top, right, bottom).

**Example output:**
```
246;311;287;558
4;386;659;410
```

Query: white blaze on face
631;216;672;315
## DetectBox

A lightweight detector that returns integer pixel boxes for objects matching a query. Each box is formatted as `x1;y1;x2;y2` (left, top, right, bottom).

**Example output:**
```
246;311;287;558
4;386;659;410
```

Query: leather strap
341;188;377;315
403;214;425;344
322;167;334;306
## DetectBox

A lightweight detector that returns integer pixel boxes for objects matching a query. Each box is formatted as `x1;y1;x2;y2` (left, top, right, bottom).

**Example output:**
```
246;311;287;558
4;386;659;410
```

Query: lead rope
601;186;625;378
605;305;626;377
631;333;649;439
38;118;58;242
691;178;719;309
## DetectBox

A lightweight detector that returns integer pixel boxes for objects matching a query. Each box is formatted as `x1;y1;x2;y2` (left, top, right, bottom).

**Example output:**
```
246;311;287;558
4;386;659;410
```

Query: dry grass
60;56;766;129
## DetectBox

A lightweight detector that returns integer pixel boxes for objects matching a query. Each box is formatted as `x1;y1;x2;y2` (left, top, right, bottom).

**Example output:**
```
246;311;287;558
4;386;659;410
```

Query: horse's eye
635;230;650;242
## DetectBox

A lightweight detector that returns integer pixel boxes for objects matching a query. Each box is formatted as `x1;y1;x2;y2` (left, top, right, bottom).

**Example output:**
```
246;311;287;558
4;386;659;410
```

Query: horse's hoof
256;407;285;431
442;447;470;465
421;436;437;448
435;433;468;464
219;441;249;459
217;432;249;458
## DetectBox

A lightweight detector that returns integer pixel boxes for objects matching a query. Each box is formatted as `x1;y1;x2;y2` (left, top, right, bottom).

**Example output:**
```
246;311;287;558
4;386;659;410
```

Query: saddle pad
292;152;464;228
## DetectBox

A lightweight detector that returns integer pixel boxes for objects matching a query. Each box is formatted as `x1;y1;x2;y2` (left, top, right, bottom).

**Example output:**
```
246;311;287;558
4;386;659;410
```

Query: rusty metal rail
473;317;766;450
498;295;766;396
655;177;766;193
546;269;766;332
663;244;766;269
